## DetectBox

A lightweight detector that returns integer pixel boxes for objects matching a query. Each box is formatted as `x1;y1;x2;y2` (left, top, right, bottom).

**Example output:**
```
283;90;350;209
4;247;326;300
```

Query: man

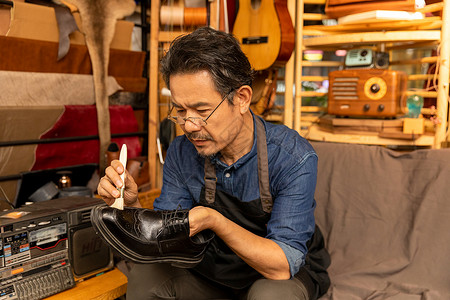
97;27;329;299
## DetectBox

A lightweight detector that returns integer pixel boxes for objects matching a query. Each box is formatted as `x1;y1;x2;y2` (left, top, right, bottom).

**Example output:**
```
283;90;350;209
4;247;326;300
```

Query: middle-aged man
97;26;330;300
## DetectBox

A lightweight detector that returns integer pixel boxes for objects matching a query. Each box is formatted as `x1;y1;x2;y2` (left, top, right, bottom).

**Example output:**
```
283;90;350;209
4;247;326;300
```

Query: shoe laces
161;206;188;235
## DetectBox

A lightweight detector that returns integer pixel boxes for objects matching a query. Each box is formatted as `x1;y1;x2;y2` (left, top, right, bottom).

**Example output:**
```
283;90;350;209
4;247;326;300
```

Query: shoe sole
90;206;204;267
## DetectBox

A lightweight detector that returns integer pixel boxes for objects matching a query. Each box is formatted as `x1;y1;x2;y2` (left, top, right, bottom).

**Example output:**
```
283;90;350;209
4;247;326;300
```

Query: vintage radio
345;49;390;69
0;197;112;299
345;48;373;68
327;69;407;117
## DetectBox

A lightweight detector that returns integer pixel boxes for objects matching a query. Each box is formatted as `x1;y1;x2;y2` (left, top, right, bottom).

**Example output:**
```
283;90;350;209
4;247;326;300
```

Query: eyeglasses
167;91;232;127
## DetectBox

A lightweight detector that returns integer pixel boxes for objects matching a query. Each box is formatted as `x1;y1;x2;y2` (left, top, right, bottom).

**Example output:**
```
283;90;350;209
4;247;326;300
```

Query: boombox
328;69;407;117
344;49;390;69
0;197;113;299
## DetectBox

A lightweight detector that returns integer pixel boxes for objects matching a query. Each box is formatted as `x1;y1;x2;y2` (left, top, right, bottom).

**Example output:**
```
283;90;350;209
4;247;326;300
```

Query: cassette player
344;49;390;69
327;69;407;117
0;197;112;299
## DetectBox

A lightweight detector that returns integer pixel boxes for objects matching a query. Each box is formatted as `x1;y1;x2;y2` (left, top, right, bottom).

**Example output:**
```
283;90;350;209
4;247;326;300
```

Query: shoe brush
111;144;127;210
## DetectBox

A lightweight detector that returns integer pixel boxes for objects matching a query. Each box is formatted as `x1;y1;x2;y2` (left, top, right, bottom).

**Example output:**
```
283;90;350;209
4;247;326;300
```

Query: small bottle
406;94;424;118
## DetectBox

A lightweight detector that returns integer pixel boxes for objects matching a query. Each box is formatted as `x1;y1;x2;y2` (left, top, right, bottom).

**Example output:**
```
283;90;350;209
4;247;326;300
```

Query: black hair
160;27;255;103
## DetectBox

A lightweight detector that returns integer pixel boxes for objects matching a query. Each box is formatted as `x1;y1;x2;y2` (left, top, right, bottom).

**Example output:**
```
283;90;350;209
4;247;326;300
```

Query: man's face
169;71;244;158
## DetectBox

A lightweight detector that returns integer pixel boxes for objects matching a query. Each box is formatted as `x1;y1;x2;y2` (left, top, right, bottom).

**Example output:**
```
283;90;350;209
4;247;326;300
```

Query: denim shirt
154;114;318;277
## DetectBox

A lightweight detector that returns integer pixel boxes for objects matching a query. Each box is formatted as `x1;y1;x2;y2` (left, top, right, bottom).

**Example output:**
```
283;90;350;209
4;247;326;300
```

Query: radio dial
364;77;387;100
378;104;385;112
370;83;380;93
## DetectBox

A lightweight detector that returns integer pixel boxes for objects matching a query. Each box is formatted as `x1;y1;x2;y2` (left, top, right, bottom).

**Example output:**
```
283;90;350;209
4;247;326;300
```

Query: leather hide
64;0;136;173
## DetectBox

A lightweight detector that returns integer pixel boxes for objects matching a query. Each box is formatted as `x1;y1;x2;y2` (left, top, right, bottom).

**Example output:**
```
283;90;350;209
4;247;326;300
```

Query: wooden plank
303;31;441;47
435;0;450;147
294;0;304;132
299;91;327;97
318;116;403;134
378;131;420;140
302;60;342;67
407;74;435;80
417;2;444;14
283;0;296;128
305;124;434;146
304;0;326;4
303;13;328;21
301;106;327;112
300;115;321;122
303;24;443;37
304;17;442;33
326;118;402;128
149;0;161;189
209;0;219;29
405;90;437;98
302;76;328;81
386;40;439;50
317;116;412;137
45;269;127;300
320;127;381;135
390;56;438;65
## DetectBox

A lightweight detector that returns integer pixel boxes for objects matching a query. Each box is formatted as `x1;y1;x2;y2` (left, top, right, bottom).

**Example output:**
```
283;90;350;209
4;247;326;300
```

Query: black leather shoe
90;205;215;267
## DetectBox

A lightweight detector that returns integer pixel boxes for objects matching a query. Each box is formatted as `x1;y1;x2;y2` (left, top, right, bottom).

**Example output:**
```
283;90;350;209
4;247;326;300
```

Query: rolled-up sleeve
153;138;197;211
266;153;317;276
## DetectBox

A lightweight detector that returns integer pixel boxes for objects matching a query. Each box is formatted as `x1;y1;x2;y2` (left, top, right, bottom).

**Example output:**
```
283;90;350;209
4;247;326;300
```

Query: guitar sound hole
251;0;261;10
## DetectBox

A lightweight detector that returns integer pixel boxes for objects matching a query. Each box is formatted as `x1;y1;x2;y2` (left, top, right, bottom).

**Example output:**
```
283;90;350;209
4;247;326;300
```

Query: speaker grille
80;211;91;222
331;77;359;100
70;226;112;278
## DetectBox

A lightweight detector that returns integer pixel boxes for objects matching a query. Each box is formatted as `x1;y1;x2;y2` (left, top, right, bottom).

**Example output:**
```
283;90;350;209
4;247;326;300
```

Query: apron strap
255;117;273;213
204;116;273;211
204;159;217;204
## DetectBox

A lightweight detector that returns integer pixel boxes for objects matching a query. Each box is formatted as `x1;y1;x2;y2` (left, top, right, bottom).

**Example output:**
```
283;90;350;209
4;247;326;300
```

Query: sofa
311;141;450;299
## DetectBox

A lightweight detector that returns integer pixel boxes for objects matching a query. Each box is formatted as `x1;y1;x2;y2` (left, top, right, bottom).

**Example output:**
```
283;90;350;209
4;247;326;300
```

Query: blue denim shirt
154;114;318;277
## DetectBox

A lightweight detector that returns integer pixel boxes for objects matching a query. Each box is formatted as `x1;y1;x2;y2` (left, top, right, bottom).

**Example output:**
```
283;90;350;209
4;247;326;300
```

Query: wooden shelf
283;0;449;149
302;61;342;67
147;0;450;187
44;268;127;300
303;30;441;48
304;17;442;34
304;124;435;146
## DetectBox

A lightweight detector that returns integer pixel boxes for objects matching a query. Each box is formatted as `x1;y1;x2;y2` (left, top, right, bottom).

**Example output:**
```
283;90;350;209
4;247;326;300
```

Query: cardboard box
403;118;424;135
0;1;133;50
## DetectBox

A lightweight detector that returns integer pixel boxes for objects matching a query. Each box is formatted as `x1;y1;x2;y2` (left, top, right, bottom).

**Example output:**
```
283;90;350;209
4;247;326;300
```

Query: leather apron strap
255;116;272;213
204;158;217;204
204;116;272;212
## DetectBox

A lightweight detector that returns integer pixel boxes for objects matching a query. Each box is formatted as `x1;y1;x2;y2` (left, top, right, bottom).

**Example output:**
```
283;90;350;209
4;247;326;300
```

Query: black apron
193;117;330;298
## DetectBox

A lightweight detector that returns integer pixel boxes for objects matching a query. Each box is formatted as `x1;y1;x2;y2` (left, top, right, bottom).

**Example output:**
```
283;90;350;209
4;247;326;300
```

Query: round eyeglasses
167;91;232;127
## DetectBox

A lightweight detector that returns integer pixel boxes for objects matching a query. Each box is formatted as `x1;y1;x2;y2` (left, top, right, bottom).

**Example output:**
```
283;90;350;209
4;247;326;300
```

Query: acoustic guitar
232;0;295;71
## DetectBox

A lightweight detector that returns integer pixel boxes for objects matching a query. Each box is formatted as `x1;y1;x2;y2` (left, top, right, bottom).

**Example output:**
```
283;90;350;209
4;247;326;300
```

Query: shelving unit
284;0;449;149
146;0;450;186
148;0;217;188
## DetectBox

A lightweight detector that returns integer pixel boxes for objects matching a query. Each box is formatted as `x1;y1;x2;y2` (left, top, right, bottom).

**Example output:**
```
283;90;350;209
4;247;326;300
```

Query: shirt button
225;173;231;178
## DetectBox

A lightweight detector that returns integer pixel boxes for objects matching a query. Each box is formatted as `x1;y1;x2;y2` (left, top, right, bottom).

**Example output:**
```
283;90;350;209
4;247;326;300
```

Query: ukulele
232;0;295;71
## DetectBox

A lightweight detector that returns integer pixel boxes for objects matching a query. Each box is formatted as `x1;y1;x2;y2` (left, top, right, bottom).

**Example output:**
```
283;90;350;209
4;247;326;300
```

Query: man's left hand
188;206;217;237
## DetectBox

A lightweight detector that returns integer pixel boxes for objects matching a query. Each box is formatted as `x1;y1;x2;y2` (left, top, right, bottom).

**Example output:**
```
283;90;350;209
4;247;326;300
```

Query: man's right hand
97;160;141;208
